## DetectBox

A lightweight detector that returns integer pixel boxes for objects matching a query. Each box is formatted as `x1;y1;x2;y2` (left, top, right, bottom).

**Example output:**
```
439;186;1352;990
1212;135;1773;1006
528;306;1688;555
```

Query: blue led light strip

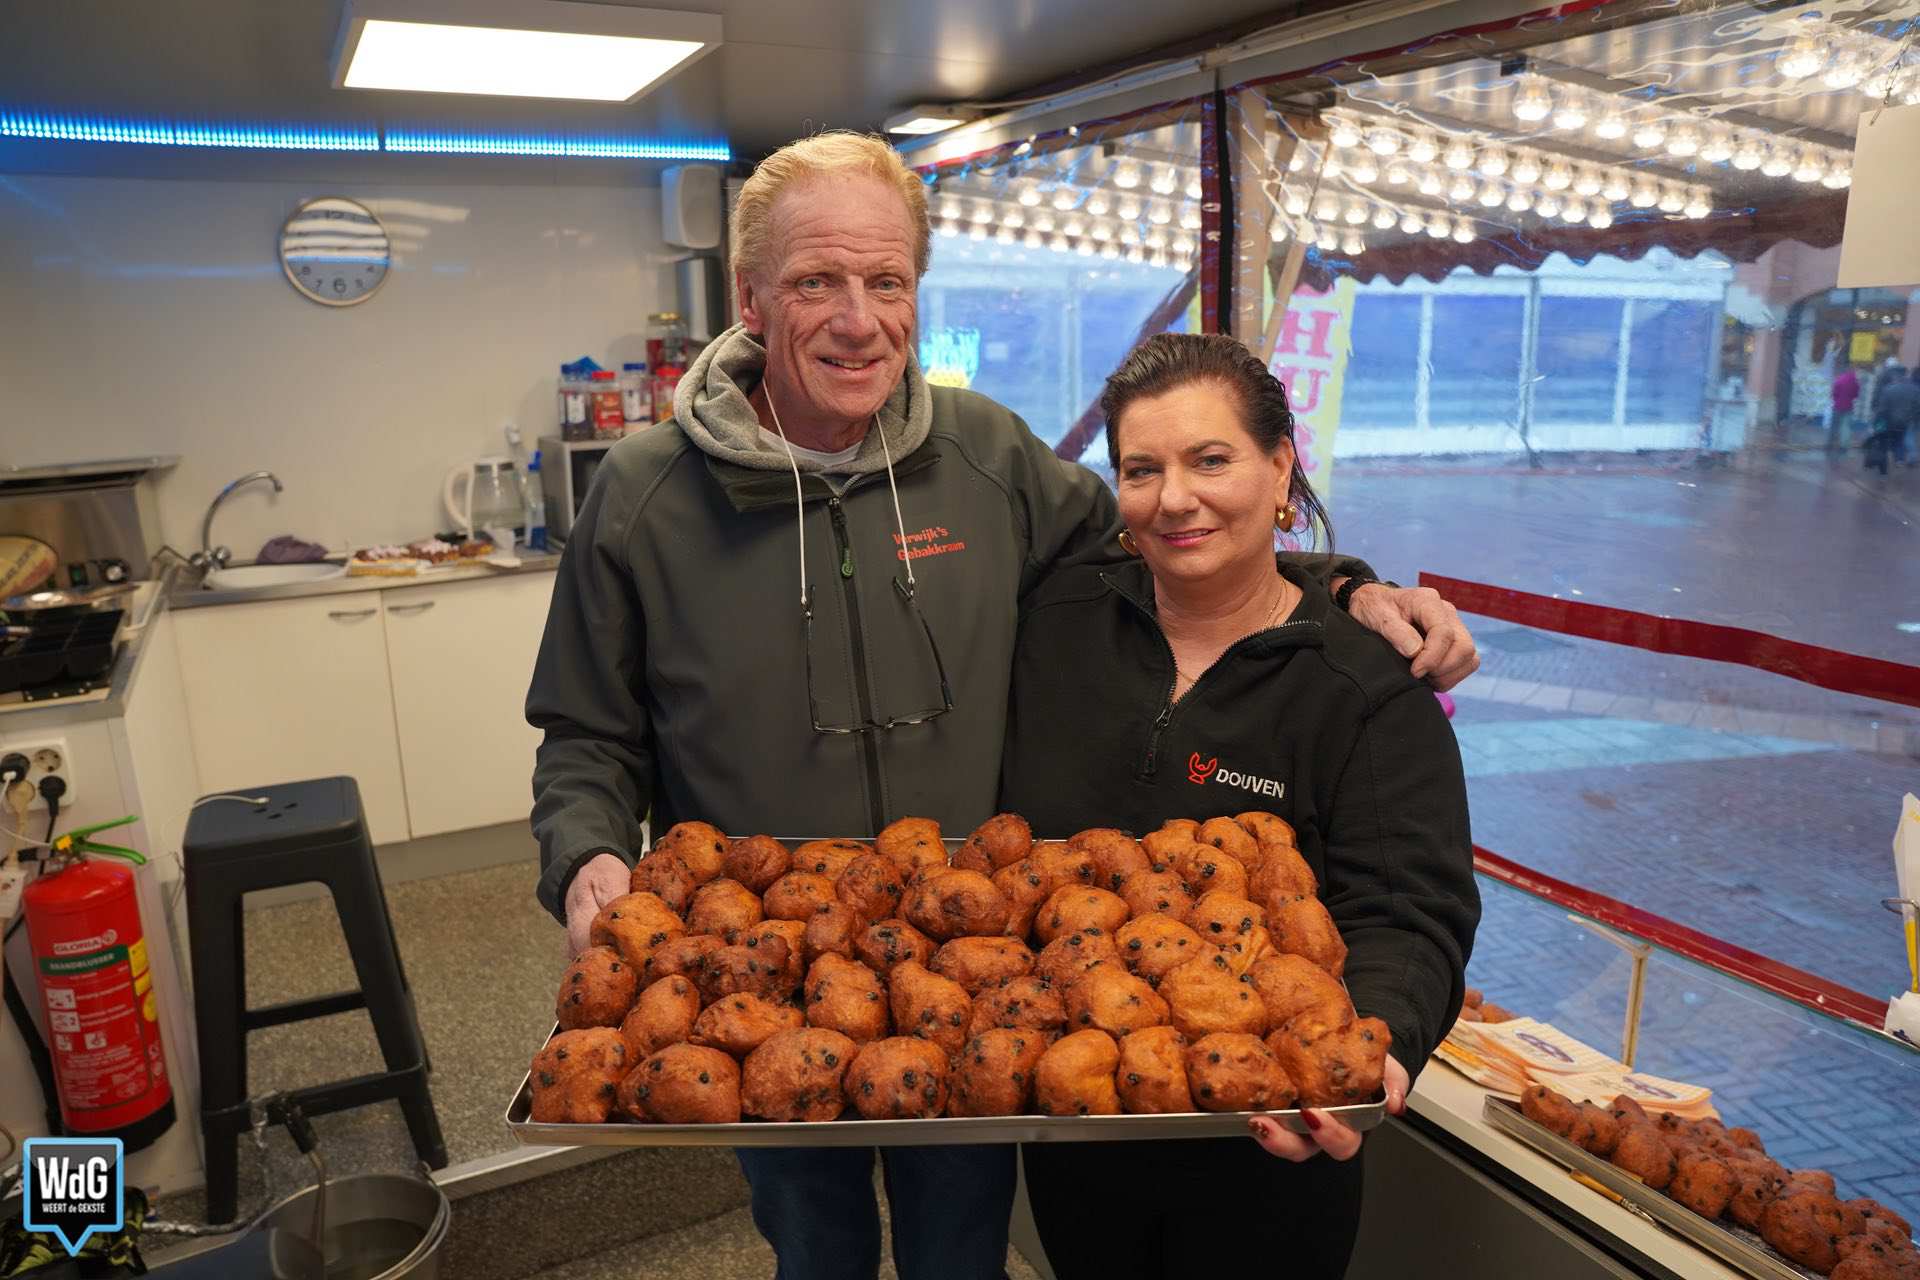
0;109;730;161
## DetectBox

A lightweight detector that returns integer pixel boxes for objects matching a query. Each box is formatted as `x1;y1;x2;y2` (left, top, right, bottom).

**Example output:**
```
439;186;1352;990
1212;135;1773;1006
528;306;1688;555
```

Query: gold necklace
1172;580;1290;686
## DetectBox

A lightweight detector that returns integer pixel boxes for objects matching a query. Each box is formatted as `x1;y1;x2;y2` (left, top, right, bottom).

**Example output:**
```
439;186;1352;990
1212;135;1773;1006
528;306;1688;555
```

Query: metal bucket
252;1172;449;1280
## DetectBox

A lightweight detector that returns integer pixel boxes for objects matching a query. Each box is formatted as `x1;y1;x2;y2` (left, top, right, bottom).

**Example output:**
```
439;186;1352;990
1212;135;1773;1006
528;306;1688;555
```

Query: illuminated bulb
1288;150;1306;172
1587;205;1613;229
1052;186;1076;211
1535;191;1562;218
940;197;962;220
971;201;994;223
1452;219;1475;243
1075;239;1095;256
1822;166;1851;189
1732;139;1763;171
1119;224;1140;246
1792;148;1825;183
994;225;1014;244
1125;244;1144;263
1629;178;1658;208
1561;197;1587;224
938;220;960;237
1049;233;1068;252
1666;124;1700;157
1367;127;1400;156
1372;205;1398;230
1179;205;1203;231
969;223;989;241
1315;226;1339;252
1543;159;1573;190
1631;117;1667;150
1400;211;1424;234
1478;180;1505;208
1700;129;1734;163
1064;216;1086;237
1479;145;1510;177
1443;137;1475;170
1418;168;1444;196
1099;243;1121;260
1425;213;1450;239
1341;198;1365;225
1657;184;1685;213
1117;194;1142;220
1761;146;1792;178
1385;160;1411;185
1448;173;1476;201
1185;174;1203;201
1329;118;1363;148
1151;247;1170;268
1033;211;1056;232
1172;234;1195;256
1407;131;1438;163
1551;90;1589;131
1778;32;1826;80
1113;159;1142;189
1594;107;1629;140
1323;153;1345;178
1684;191;1711;219
1511;153;1542;184
1822;46;1868;90
1023;228;1042;248
1506;187;1534;212
1150;164;1179;195
1602;172;1630;201
1342;230;1366;254
1091;221;1113;241
1349;152;1380;183
1085;190;1111;216
1271;220;1291;243
1145;227;1167;250
1282;187;1310;216
1016;181;1041;207
1002;208;1025;229
1148;200;1172;225
1512;75;1553;123
1572;165;1602;196
1311;193;1338;221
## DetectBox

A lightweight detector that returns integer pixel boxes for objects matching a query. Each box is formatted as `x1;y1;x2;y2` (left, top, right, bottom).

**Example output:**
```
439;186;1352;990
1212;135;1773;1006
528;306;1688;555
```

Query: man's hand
1347;583;1479;692
564;852;633;958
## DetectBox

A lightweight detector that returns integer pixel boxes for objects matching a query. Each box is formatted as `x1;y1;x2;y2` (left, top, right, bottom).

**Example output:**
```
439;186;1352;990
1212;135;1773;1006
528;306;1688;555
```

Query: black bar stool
183;776;446;1223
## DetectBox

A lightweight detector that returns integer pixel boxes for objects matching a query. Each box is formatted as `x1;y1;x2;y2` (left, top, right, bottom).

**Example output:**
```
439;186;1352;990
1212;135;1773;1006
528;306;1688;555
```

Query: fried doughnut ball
1830;1251;1920;1280
958;813;1033;872
803;901;862;964
744;919;808;995
557;945;639;1030
722;835;792;895
1235;810;1299;854
530;1028;628;1123
686;878;764;944
1034;928;1120;992
654;822;730;885
1855;1201;1912;1243
1609;1093;1650;1127
691;993;804;1058
1069;829;1153;893
792;839;870;882
803;954;890;1043
1763;1191;1859;1275
1728;1163;1789;1231
1520;1085;1581;1137
1161;951;1267;1039
950;1028;1048;1117
933;936;1038;995
906;870;1011;941
1035;886;1131;946
876;818;947;880
1792;1170;1841;1197
1065;964;1170;1037
853;918;937;977
1669;1150;1738;1219
589;891;687;970
1462;987;1485;1010
1035;1028;1122;1116
698;937;795;1005
1169;842;1251;900
741;1027;856;1123
630;852;697;916
968;974;1067;1040
1269;1016;1389;1107
1267;896;1348;977
1572;1104;1621;1158
846;1037;949;1119
1117;913;1214;988
1185;892;1266;942
991;860;1053;940
1478;1002;1518;1024
1029;842;1098;896
645;934;723;986
1726;1126;1767;1154
1245;953;1351;1036
1141;826;1197;872
889;960;973;1059
1196;818;1262;870
1115;1025;1194;1114
763;870;839;922
836;852;907;923
1249;846;1318;904
1610;1123;1677;1191
1120;870;1197;921
1216;924;1274;979
621;1043;740;1124
620;974;701;1062
1453;1004;1484;1024
1187;1032;1296;1112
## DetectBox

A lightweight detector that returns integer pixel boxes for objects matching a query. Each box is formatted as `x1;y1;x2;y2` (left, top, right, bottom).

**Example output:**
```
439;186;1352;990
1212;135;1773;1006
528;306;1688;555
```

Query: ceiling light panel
334;0;721;102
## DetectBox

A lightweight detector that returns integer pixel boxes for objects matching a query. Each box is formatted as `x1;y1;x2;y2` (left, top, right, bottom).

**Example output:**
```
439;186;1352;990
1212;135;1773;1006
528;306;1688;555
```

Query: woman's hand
1246;1055;1410;1162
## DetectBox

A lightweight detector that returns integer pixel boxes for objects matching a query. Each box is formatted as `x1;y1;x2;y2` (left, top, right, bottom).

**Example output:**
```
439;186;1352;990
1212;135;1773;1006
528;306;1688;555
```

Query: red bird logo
1187;753;1219;785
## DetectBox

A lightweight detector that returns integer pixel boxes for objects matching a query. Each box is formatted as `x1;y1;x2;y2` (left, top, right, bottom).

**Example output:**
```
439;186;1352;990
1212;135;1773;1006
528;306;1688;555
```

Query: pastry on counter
408;538;460;564
1115;1025;1194;1114
741;1027;856;1123
556;945;639;1030
846;1037;949;1119
1186;1032;1295;1112
529;1028;629;1124
620;1044;741;1124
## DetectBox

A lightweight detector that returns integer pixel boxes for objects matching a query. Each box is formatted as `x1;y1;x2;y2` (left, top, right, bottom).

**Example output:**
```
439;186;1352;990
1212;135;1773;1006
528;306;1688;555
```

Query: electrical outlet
0;737;75;812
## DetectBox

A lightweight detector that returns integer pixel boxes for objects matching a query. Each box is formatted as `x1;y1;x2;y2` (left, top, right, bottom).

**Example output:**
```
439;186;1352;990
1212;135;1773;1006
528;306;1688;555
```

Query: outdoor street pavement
1327;447;1920;1220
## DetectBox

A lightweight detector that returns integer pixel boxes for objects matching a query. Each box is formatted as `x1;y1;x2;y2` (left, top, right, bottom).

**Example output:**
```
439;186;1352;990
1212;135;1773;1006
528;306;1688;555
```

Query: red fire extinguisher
20;818;176;1152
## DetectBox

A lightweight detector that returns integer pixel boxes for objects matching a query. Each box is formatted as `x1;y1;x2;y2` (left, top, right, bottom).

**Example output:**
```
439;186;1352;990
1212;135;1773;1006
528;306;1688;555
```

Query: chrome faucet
193;470;283;569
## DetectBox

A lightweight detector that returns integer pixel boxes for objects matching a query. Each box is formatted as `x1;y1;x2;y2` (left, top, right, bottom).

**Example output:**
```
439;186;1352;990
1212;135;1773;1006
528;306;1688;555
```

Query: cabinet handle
327;608;377;621
388;602;436;615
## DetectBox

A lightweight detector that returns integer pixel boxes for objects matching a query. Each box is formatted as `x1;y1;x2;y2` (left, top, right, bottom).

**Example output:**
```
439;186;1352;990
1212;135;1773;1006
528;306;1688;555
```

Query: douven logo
1187;751;1285;800
1186;754;1218;785
22;1137;123;1256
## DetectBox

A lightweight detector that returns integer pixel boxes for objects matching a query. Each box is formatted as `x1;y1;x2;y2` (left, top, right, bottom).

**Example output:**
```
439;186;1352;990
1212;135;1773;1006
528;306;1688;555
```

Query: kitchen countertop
168;550;562;610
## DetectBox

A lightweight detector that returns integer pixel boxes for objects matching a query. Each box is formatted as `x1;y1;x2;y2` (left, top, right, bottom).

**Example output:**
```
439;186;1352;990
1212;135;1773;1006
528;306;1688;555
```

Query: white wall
0;172;684;553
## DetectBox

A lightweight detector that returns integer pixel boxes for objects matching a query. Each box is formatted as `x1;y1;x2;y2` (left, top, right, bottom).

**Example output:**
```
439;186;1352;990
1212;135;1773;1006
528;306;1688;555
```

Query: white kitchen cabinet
172;594;412;845
381;572;555;838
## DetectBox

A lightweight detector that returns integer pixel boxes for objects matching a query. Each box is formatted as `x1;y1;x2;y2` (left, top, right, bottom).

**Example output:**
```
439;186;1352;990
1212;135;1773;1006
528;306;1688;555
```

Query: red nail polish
1301;1110;1322;1132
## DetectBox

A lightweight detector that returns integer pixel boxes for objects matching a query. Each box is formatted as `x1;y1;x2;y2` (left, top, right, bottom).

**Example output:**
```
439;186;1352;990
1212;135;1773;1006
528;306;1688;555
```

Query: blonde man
528;131;1475;1279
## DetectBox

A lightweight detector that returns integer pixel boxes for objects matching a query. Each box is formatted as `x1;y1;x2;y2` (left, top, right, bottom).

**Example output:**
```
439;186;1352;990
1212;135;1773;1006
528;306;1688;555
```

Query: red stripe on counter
1420;573;1920;710
1473;846;1891;1033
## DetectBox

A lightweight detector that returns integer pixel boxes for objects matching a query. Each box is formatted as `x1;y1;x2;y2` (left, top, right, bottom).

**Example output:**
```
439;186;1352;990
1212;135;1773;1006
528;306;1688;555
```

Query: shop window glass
1343;293;1422;428
1624;299;1716;425
1429;294;1526;428
1532;296;1623;424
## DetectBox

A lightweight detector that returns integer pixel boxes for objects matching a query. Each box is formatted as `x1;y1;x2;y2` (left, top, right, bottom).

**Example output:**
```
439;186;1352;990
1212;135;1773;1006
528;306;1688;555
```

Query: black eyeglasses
803;574;955;735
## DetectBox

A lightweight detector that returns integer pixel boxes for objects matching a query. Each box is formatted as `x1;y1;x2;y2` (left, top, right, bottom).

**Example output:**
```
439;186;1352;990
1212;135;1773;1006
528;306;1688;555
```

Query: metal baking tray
1482;1097;1817;1280
506;1025;1387;1148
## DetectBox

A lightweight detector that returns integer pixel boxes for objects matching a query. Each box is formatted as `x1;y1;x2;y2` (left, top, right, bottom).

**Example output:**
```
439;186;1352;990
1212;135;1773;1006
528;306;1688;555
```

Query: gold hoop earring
1276;502;1297;533
1118;530;1141;556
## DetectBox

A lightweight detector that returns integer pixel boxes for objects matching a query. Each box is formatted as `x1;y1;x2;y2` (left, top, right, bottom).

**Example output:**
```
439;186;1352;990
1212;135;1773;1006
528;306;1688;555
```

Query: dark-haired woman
1002;333;1479;1279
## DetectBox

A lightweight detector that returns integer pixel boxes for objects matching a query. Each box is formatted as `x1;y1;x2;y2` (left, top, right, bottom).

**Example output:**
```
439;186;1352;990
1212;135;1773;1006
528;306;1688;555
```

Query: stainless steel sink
202;562;346;590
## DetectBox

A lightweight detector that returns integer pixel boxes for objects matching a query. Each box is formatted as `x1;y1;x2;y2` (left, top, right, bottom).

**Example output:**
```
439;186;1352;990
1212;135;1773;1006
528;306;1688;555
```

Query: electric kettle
442;457;522;541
